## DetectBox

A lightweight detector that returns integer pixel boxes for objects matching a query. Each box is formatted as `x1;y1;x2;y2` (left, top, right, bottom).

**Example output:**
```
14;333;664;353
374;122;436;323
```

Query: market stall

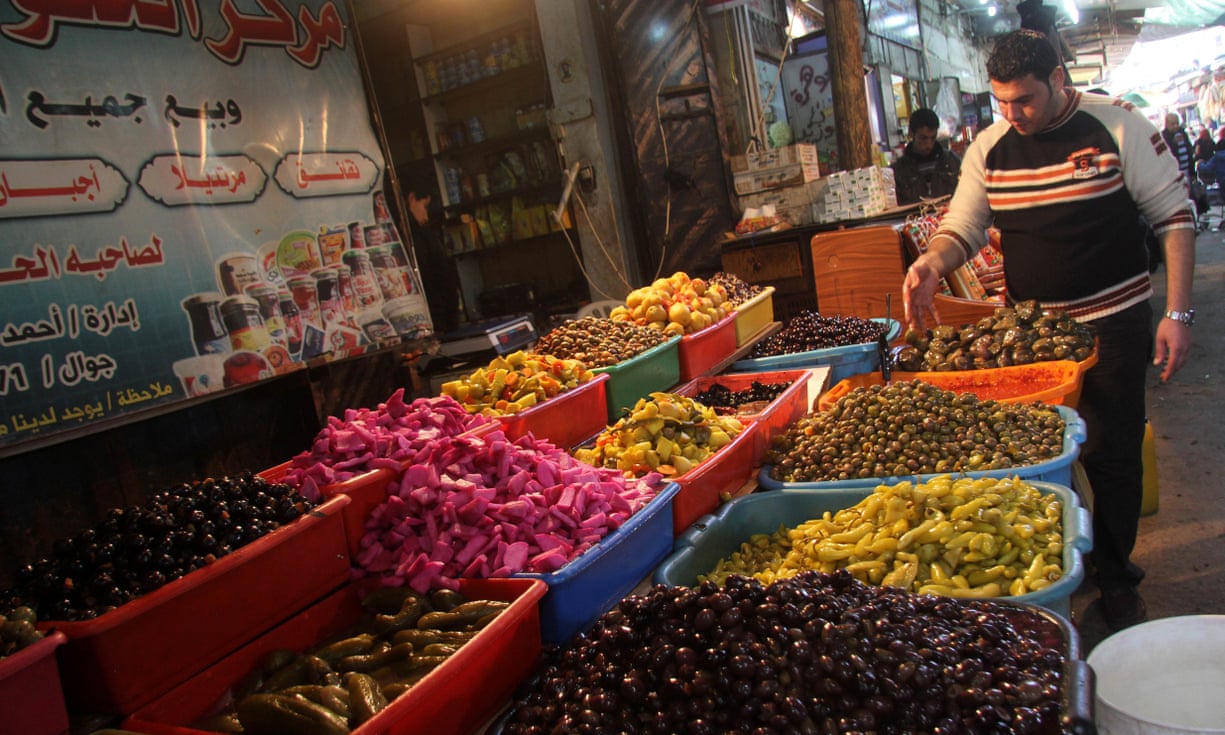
0;266;1108;733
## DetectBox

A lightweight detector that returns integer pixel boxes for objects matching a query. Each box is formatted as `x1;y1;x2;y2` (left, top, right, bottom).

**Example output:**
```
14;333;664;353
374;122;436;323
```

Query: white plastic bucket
1088;615;1225;734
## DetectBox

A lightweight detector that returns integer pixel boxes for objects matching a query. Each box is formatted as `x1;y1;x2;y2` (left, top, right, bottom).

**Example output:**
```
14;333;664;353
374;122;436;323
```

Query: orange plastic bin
817;355;1097;413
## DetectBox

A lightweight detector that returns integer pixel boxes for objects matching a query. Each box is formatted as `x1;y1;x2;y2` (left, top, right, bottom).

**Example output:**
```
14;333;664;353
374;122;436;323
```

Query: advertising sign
0;0;432;449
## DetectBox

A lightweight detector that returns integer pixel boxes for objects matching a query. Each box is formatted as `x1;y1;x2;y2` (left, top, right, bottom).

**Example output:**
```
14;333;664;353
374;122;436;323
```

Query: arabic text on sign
1;0;347;69
0;165;102;206
163;96;243;129
0;237;164;285
40;350;118;389
0;363;29;396
24;91;148;129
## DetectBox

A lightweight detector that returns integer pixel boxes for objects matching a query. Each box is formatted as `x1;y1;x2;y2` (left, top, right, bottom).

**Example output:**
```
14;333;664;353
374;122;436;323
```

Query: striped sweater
935;90;1194;321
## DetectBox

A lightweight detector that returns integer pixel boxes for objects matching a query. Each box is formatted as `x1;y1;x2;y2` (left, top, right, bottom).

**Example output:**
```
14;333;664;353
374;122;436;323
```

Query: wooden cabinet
720;227;819;321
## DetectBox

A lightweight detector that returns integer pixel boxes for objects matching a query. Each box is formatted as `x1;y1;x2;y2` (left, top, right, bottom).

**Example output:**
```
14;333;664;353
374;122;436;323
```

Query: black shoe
1100;585;1148;631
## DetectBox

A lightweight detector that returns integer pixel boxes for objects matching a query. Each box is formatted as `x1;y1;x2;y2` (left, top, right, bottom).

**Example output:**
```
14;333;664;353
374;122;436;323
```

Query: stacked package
731;143;822;227
813;165;897;223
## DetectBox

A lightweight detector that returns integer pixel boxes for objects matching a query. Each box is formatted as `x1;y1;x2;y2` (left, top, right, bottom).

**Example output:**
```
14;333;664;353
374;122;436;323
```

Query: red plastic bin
675;369;817;466
677;313;738;382
258;423;496;560
496;372;610;449
671;422;759;536
0;631;70;735
260;463;399;560
122;577;546;735
42;495;351;715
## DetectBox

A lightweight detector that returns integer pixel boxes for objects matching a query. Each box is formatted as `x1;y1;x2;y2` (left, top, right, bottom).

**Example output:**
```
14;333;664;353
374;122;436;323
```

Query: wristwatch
1164;308;1195;326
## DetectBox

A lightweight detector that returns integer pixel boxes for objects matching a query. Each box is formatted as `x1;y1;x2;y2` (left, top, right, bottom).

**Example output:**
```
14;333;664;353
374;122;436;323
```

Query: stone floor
1070;226;1225;653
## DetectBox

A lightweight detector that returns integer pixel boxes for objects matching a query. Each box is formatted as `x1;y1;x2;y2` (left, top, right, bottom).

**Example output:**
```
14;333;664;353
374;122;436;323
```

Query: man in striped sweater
902;30;1195;631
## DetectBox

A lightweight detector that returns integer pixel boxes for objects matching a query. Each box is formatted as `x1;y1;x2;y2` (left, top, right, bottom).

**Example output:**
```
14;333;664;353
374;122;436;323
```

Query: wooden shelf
443;181;560;212
434;126;551;162
451;228;576;257
420;63;545;106
411;19;533;65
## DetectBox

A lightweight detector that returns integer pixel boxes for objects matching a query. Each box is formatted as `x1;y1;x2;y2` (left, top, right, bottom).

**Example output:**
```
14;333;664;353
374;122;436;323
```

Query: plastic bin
653;480;1092;618
0;631;70;735
678;312;738;382
759;404;1086;491
670;423;760;537
258;423;496;560
497;373;610;449
43;494;351;715
818;356;1098;412
483;598;1093;734
259;464;398;560
514;481;680;644
592;336;681;422
121;577;546;735
732;286;775;347
1088;615;1225;733
731;318;901;384
674;369;817;466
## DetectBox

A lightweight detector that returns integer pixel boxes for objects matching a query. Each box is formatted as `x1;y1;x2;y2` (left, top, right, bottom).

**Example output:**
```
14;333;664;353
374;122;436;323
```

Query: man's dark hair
986;29;1060;87
909;108;940;135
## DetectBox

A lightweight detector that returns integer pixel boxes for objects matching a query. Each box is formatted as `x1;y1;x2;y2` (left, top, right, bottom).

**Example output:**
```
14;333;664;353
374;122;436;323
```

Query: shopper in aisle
1162;113;1195;185
891;108;962;204
405;185;461;334
901;29;1195;631
1194;126;1216;165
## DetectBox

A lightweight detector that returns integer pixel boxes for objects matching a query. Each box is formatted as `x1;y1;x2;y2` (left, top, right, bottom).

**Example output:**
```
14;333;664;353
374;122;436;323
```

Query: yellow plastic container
732;286;775;347
1141;418;1159;516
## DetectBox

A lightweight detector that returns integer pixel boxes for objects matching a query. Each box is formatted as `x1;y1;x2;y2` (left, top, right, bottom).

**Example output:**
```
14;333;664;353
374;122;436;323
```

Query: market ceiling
947;0;1225;88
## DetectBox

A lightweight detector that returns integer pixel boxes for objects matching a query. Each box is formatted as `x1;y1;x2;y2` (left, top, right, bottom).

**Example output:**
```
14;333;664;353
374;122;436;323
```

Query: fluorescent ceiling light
1064;0;1079;24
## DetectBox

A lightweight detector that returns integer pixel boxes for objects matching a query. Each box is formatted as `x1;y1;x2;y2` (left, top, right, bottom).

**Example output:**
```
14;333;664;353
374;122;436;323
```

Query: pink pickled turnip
276;391;491;501
354;429;666;592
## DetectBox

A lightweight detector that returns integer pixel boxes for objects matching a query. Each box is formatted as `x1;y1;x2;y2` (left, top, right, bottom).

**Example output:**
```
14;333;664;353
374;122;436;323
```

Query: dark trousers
1077;301;1152;589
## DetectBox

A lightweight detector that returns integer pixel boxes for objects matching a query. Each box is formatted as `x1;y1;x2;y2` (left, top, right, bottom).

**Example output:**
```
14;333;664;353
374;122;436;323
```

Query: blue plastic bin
515;481;680;644
730;318;901;384
759;404;1086;491
653;480;1092;618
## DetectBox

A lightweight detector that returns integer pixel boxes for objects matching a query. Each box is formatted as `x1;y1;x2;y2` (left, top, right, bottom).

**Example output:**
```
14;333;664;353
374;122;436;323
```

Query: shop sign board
0;0;432;450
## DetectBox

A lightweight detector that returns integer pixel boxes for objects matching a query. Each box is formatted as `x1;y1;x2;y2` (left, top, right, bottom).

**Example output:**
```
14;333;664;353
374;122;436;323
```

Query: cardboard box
739;179;828;211
733;161;821;195
746;143;819;171
529;205;551;237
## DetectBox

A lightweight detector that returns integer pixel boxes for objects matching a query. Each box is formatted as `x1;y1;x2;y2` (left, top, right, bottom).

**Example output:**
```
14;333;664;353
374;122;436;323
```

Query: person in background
405;185;461;334
1161;113;1194;184
1194;126;1215;165
1196;145;1225;230
902;29;1195;632
891;108;963;204
1215;126;1225;153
